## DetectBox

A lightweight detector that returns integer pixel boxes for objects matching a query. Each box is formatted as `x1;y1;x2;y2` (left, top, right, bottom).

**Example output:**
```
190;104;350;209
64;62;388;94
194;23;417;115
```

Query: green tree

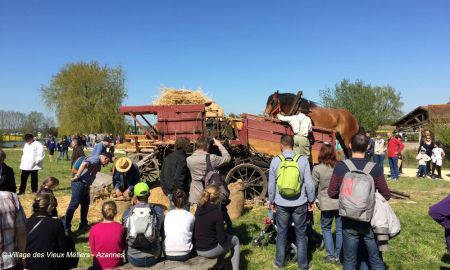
320;79;403;132
41;61;127;135
21;111;45;135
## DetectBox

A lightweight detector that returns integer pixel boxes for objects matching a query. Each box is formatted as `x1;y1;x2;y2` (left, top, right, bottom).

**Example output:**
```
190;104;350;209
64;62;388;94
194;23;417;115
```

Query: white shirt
374;139;386;155
19;140;45;170
432;147;445;166
164;209;195;256
277;113;312;137
416;153;431;166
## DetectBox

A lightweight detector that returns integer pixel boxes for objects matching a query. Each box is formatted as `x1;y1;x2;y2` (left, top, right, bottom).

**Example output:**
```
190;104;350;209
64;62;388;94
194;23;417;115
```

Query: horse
264;91;359;157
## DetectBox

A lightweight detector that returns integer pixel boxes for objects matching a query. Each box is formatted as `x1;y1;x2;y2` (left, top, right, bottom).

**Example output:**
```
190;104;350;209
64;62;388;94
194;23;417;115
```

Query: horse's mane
299;97;318;110
266;91;318;113
280;93;318;110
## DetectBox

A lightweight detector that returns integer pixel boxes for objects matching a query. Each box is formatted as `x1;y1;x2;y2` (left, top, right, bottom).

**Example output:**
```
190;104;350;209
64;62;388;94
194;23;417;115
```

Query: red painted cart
118;104;336;200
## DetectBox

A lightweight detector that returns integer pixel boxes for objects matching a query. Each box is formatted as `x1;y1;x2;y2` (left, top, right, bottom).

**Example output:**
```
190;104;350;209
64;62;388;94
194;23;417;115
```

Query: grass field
2;149;450;270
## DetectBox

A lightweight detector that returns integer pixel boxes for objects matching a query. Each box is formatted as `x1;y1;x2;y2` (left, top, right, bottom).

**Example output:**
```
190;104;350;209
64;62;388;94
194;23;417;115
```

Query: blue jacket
112;163;139;192
91;142;105;157
47;140;56;151
268;150;315;207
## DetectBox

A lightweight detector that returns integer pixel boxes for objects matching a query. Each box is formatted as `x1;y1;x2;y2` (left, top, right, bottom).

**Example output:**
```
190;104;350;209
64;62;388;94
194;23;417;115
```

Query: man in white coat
18;134;45;195
277;110;312;159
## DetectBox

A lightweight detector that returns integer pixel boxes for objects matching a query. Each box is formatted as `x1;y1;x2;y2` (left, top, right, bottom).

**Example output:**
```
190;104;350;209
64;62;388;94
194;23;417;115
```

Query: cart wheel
128;153;160;183
225;163;268;200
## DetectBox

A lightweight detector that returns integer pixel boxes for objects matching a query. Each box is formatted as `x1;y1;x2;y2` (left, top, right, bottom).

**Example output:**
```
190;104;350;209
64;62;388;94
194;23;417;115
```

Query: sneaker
272;260;282;269
333;257;341;264
323;256;336;264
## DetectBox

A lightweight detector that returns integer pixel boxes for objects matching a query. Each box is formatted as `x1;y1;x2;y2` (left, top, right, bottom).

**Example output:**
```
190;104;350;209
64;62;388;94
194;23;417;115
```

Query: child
34;176;59;217
56;140;64;161
89;201;125;269
431;142;446;179
416;148;431;178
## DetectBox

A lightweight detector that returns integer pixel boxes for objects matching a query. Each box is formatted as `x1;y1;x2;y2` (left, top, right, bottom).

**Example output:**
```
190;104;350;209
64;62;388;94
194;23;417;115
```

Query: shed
394;103;450;141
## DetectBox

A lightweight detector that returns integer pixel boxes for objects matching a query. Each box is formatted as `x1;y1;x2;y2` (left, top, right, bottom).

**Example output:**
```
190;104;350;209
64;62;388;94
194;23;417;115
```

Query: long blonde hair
32;193;57;214
199;185;221;207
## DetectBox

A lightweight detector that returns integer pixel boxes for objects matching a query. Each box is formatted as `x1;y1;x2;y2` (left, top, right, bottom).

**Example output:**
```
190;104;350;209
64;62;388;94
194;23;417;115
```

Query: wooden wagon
117;104;336;200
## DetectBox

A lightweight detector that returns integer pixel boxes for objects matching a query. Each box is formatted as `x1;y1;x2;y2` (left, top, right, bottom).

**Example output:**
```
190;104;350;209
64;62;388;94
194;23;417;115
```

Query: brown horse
264;91;359;157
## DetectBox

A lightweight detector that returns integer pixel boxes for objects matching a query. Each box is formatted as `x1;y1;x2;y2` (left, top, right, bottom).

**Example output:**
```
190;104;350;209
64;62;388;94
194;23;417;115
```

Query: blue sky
1;0;449;117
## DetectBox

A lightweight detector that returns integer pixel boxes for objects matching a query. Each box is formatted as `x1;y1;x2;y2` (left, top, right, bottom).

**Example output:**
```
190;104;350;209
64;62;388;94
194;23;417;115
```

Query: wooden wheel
128;153;160;183
225;163;268;200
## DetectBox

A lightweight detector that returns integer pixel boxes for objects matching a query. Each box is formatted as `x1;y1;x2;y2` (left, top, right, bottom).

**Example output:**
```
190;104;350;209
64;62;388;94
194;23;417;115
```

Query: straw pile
153;87;211;105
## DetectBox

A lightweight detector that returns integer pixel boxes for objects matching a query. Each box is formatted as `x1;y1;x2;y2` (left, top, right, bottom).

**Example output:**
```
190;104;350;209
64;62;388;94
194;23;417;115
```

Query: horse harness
287;91;304;115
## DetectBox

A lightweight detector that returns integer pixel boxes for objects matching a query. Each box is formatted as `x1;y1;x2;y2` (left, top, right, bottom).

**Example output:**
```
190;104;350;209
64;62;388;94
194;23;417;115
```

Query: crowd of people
0;128;448;270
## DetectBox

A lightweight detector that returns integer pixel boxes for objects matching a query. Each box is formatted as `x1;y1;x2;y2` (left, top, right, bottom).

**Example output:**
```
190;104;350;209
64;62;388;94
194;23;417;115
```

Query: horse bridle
269;101;281;115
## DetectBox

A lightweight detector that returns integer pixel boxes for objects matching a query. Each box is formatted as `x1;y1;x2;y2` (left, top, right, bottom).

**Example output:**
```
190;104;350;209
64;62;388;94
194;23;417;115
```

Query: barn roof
394;103;450;130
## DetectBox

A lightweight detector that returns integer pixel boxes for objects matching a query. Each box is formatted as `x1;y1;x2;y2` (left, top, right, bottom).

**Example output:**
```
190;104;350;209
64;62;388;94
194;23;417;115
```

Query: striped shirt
0;191;26;269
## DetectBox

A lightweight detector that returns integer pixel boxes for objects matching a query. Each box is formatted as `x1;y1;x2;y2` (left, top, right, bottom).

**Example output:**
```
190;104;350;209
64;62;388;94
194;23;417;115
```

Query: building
394;103;450;142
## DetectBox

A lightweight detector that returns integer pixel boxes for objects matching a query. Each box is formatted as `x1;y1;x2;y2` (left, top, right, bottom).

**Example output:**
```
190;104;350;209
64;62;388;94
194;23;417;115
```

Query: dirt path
384;166;450;181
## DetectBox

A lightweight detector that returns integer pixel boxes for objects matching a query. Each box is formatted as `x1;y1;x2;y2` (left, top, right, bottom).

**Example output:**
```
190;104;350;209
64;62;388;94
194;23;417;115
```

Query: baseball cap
134;182;149;196
103;136;112;143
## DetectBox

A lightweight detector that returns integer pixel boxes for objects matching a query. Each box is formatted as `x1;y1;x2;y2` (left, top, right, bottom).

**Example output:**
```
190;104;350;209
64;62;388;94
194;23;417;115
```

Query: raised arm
210;139;231;168
277;114;294;122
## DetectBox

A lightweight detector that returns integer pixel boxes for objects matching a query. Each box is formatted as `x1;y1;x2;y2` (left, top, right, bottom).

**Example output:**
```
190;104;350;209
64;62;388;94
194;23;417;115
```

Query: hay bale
227;180;245;220
153;87;211;105
205;101;224;118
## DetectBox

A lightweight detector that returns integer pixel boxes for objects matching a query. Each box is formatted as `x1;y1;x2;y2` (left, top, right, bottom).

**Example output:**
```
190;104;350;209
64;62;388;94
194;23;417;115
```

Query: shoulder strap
205;154;213;172
293;154;301;162
28;218;45;235
278;155;285;162
362;162;376;174
343;159;358;172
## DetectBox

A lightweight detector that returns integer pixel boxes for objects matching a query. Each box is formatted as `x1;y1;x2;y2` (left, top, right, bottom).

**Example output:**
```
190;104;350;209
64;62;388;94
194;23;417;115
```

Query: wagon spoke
237;170;245;181
247;175;263;184
248;169;256;180
231;175;240;182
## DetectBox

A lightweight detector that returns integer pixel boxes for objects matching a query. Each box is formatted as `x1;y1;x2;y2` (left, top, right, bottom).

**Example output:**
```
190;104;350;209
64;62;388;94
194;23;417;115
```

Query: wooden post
418;126;422;144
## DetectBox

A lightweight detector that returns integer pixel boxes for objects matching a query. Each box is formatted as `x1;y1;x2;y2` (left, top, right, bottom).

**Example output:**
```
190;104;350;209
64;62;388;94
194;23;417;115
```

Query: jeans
342;219;385;270
321;210;342;258
64;181;90;230
275;204;309;270
418;165;427;176
197;234;240;270
373;155;385;175
127;254;159;267
63;149;69;160
165;250;195;262
429;195;450;251
19;170;38;193
388;157;399;179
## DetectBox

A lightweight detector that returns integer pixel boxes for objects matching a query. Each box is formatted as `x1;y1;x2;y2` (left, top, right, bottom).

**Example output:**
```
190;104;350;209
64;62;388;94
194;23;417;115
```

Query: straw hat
115;157;132;173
